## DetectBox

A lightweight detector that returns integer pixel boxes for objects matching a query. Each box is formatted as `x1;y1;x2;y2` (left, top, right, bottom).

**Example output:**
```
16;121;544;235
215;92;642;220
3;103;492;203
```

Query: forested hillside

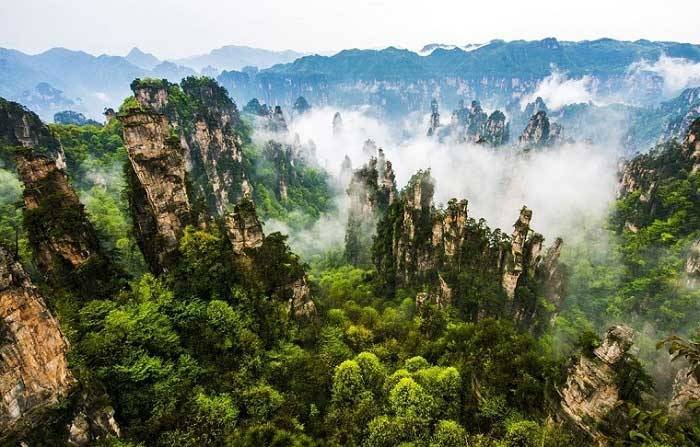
0;76;699;447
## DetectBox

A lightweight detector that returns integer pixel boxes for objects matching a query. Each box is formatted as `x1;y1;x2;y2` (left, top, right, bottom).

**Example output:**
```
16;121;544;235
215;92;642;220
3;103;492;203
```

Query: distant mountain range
417;43;485;56
260;38;700;79
218;38;700;124
2;38;700;130
124;47;160;70
0;45;308;120
173;45;305;72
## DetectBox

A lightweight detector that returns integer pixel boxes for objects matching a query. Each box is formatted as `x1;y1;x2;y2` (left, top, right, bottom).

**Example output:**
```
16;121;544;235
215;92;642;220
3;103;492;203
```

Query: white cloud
93;92;110;102
521;68;598;110
280;106;620;251
628;54;700;96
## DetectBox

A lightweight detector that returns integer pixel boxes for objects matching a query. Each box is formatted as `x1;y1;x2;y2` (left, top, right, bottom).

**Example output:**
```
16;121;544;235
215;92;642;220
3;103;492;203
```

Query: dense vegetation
2;89;700;447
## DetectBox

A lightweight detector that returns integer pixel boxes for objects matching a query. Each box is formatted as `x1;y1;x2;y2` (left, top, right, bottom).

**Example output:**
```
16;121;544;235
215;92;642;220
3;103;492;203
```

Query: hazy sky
1;0;698;59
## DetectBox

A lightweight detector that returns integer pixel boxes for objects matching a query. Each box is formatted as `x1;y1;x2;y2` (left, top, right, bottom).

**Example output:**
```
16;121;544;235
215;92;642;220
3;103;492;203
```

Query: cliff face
121;78;258;271
219;70;543;121
426;99;440;137
0;98;64;166
373;170;563;326
685;240;700;287
0;245;74;435
617;118;700;239
242;98;289;133
559;325;635;445
120;79;317;317
0;246;121;445
130;78;251;216
436;100;509;146
224;198;264;254
669;367;700;418
518;111;563;148
262;140;297;202
0;99;119;294
480;111;509;146
660;87;700;143
345;148;397;265
179;78;251;213
120;111;192;273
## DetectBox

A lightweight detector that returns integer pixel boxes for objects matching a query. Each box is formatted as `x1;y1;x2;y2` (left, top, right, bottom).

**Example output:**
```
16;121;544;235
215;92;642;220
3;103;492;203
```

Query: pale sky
1;0;699;59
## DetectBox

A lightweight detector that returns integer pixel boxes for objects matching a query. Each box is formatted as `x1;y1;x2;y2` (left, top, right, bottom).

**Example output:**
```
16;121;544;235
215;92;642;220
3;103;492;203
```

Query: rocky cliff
617;118;700;235
262;139;313;202
130;77;251;216
479;110;509;146
426;98;440;137
518;111;563;148
120;110;193;273
292;96;311;117
242;98;289;133
0;245;74;436
120;77;258;271
0;98;121;295
669;367;700;418
0;245;121;445
242;98;271;117
120;79;317;317
267;106;289;133
659;87;700;143
225;198;264;254
373;170;563;326
559;325;636;445
345;148;397;265
436;100;509;146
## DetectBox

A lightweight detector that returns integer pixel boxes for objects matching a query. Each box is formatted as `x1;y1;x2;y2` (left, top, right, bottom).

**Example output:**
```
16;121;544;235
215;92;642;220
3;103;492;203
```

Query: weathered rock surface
292;96;311;117
426;98;440;137
617;118;700;241
669;367;700;418
502;207;534;300
224;199;264;254
660;87;700;143
263;140;304;202
438;99;509;145
523;96;548;120
0;246;74;435
345;148;397;265
479;110;509;146
121;78;258;271
268;105;289;133
179;78;251;214
1;98;118;292
120;111;192;273
559;325;635;445
685;239;700;287
374;170;563;325
518;111;562;148
286;276;316;319
242;98;271;117
66;392;121;447
131;78;251;216
0;98;64;166
121;80;317;317
683;117;700;172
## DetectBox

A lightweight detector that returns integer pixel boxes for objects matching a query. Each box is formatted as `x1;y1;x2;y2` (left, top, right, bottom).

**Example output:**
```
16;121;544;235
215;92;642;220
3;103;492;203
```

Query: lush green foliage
561;139;700;335
5;85;700;446
50;120;146;276
246;139;333;228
